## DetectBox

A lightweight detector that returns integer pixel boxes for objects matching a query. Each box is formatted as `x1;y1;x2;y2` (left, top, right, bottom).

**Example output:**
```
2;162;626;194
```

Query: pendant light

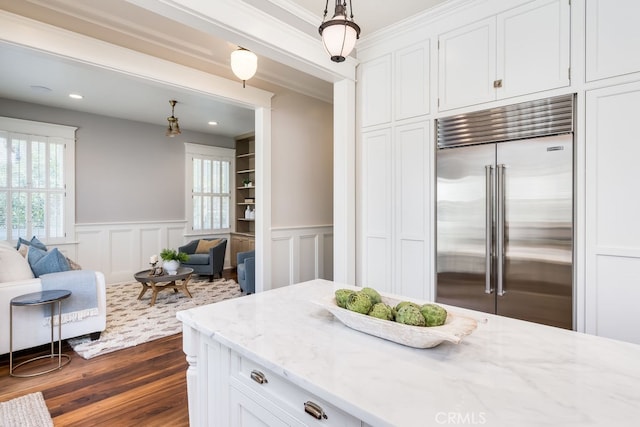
319;0;361;63
231;47;257;88
166;100;181;137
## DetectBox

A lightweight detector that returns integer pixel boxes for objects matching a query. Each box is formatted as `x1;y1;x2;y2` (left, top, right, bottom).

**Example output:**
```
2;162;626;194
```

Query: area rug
0;392;53;427
68;277;242;359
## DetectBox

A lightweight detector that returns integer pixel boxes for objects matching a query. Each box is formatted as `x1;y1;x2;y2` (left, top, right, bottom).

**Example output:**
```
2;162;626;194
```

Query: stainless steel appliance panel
496;134;573;329
436;143;496;314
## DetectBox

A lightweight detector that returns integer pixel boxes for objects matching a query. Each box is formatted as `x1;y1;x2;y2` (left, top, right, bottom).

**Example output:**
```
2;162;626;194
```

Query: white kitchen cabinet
359;128;393;292
359;121;431;299
586;0;640;81
394;120;430;300
230;386;294;427
438;17;496;110
438;0;570;111
394;41;430;120
359;55;392;128
585;80;640;345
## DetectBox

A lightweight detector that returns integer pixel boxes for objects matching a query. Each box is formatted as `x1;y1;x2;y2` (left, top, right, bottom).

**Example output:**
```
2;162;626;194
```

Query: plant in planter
243;178;252;187
160;248;189;275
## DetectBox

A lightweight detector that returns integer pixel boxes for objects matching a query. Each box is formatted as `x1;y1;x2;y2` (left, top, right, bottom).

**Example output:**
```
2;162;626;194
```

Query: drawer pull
250;370;268;384
304;401;328;420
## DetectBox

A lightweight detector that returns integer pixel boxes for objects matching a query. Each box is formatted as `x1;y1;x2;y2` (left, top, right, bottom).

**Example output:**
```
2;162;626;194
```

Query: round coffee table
134;267;194;306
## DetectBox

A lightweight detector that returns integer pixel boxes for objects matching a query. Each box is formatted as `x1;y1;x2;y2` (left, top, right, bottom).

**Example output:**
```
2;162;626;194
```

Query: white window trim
184;143;235;234
0;116;76;244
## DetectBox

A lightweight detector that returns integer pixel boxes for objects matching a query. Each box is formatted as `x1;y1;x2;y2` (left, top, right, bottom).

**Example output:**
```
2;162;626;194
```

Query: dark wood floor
0;334;189;426
0;269;238;426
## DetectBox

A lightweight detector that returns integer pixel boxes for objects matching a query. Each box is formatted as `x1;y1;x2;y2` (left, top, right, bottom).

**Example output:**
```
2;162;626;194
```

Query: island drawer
230;352;361;426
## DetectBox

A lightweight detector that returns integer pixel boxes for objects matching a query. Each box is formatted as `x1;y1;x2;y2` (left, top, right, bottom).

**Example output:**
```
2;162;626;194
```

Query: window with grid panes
185;144;233;233
0;118;75;243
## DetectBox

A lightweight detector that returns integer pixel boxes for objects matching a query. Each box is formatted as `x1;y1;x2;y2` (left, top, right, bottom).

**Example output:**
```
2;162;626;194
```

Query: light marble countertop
177;279;640;427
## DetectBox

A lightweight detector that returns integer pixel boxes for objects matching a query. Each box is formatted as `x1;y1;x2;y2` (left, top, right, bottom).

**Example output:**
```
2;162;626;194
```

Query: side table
10;289;72;377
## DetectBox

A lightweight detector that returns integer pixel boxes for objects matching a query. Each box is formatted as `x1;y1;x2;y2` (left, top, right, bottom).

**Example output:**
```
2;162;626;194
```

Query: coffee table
134;267;194;306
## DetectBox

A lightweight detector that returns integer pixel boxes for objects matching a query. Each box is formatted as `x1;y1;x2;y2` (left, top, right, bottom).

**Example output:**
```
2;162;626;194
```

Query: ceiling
0;0;448;137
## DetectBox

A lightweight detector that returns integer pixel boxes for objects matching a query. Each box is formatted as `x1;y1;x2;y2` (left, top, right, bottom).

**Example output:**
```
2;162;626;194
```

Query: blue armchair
237;250;255;294
178;238;227;282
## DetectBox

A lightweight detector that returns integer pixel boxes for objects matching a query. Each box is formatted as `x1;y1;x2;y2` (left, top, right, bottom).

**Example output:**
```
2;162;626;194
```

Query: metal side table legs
10;290;72;377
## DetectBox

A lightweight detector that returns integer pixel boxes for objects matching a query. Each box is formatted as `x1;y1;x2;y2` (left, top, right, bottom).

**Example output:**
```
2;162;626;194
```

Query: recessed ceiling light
69;93;83;100
208;121;218;126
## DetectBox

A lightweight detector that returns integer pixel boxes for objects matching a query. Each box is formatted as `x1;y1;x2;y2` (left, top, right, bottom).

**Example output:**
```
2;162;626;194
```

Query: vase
162;260;180;275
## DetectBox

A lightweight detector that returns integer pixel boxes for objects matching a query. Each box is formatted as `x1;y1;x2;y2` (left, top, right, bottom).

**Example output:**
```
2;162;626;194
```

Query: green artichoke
395;301;420;312
360;287;382;305
345;292;373;314
420;304;448;327
368;303;393;320
335;289;356;308
395;304;426;327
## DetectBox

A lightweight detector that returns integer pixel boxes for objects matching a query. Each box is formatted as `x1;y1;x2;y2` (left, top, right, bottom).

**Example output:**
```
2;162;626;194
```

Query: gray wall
0;98;235;223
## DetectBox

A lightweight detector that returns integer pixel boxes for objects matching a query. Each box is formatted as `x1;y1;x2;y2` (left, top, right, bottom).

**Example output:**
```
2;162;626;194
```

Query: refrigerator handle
485;165;493;295
497;164;505;296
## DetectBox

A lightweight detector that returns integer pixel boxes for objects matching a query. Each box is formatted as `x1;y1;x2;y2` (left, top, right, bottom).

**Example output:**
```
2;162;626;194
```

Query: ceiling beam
126;0;357;83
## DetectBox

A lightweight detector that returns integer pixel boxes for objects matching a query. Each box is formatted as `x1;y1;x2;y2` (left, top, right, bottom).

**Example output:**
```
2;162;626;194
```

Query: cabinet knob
304;401;328;420
250;370;268;384
493;79;503;88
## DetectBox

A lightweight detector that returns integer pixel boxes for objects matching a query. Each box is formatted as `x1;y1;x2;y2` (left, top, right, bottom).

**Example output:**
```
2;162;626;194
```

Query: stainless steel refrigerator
436;95;574;329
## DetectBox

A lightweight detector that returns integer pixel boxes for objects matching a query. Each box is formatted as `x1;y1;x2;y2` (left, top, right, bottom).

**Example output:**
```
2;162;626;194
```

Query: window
185;144;234;233
0;117;76;242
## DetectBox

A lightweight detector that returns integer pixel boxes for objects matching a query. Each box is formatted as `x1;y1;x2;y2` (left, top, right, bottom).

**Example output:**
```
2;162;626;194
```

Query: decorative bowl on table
317;294;479;349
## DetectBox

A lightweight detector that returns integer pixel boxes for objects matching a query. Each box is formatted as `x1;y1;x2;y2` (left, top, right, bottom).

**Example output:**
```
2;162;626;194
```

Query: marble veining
177;279;640;426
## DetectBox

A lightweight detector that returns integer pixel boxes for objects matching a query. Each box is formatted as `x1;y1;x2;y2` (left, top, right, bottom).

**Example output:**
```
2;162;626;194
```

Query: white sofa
0;241;107;355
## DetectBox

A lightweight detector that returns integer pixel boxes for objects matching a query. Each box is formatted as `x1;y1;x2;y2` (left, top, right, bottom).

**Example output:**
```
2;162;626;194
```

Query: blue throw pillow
16;236;47;251
29;248;70;278
27;246;47;265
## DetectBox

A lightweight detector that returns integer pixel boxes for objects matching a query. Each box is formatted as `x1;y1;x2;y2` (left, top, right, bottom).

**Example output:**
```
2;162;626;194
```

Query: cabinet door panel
586;0;640;81
361;129;392;290
230;386;294;427
360;55;392;127
497;0;570;99
394;121;430;299
395;41;430;120
585;80;640;344
438;17;496;111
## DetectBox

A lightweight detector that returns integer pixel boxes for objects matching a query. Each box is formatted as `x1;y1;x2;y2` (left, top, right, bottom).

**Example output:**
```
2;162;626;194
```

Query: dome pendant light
166;100;181;137
319;0;361;63
231;47;258;88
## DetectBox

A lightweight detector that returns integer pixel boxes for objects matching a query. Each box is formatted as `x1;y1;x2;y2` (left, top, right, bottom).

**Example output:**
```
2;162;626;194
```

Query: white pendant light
231;47;258;88
319;0;361;63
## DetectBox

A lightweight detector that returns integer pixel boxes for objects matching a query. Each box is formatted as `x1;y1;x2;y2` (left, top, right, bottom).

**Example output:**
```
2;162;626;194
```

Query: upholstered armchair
178;238;227;282
237;249;255;294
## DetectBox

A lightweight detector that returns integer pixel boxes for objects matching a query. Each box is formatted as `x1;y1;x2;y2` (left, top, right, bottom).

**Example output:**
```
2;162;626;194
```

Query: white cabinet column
585;81;640;345
333;79;357;285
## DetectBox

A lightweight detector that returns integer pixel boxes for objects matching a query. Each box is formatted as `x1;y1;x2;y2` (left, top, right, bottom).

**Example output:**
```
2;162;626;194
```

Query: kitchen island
177;279;640;426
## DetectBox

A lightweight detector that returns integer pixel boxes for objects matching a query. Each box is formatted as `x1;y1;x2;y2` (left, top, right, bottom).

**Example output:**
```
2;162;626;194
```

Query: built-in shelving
231;133;256;266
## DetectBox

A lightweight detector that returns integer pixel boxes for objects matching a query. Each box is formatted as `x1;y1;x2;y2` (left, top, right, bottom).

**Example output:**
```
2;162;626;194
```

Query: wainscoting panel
299;235;317;283
271;236;293;289
270;226;333;288
75;221;189;283
109;229;136;282
323;234;334;281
